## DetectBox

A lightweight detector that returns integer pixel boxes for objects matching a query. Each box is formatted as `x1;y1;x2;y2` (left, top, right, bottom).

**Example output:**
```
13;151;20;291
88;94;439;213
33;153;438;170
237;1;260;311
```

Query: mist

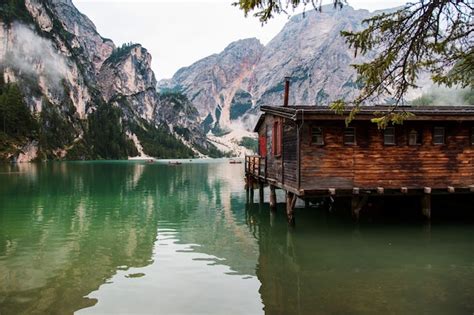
1;23;68;91
410;86;474;106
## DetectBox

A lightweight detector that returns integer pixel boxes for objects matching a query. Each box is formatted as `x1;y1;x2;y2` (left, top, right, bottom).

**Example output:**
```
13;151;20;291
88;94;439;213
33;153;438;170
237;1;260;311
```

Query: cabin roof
254;105;474;131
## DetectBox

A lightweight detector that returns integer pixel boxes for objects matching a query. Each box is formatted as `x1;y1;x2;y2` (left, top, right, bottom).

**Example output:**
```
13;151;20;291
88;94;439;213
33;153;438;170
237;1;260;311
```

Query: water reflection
1;161;474;314
0;161;262;314
246;204;474;315
0;162;162;314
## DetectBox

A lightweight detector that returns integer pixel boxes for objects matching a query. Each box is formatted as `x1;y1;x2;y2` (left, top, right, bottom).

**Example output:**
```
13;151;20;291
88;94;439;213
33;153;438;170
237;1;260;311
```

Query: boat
168;161;182;165
229;159;242;164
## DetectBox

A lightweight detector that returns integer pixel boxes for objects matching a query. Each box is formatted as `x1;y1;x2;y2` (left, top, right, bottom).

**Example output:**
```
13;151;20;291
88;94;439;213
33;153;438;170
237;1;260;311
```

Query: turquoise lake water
0;160;473;314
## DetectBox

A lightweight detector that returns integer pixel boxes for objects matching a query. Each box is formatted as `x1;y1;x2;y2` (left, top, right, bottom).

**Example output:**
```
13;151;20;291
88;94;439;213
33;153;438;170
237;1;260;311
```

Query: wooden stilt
351;195;368;220
248;177;254;203
259;182;264;204
245;176;250;204
421;193;431;219
304;199;310;208
286;191;297;225
269;185;277;211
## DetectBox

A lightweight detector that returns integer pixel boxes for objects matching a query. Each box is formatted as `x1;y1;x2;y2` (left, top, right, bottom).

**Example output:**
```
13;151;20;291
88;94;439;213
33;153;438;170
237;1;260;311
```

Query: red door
259;134;267;157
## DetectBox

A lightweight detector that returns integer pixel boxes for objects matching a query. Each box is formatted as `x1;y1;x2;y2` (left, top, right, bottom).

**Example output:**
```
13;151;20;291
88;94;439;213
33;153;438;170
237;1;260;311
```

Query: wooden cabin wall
300;120;474;190
257;116;299;186
300;121;355;188
259;115;282;182
282;120;298;187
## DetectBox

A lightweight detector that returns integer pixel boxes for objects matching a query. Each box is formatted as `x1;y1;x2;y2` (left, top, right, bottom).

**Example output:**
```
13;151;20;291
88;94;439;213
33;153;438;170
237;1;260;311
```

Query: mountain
160;38;264;134
0;0;219;162
160;5;378;149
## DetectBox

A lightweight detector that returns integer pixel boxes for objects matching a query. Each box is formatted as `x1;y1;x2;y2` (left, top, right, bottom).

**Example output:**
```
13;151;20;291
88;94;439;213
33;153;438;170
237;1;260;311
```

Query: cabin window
433;127;445;145
311;127;324;145
408;129;422;145
383;127;396;145
272;119;282;156
471;127;474;145
343;127;356;145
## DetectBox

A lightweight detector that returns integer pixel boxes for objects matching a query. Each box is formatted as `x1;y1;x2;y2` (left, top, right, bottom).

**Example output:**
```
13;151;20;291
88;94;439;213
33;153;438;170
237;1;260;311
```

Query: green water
0;161;473;314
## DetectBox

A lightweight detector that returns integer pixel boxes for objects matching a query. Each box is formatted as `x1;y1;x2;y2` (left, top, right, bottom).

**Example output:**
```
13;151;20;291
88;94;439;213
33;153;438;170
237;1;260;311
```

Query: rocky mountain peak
99;44;156;104
159;5;382;155
162;37;264;134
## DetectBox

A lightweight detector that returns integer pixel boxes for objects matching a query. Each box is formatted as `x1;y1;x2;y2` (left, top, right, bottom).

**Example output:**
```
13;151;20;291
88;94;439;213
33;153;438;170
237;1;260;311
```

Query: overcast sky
74;0;409;80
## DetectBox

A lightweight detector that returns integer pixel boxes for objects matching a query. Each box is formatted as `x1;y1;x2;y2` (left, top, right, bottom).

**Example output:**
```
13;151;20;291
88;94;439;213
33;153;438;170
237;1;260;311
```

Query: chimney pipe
283;76;290;107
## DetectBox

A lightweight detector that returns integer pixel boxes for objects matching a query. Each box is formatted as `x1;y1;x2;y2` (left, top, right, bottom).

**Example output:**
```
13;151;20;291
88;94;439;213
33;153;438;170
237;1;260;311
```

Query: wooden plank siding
301;121;355;189
260;115;279;182
251;106;474;196
300;120;474;191
256;115;298;189
282;120;298;187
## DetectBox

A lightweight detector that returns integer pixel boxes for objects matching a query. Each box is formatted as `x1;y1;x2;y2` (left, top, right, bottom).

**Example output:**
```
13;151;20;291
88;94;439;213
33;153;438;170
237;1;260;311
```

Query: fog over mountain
0;0;218;162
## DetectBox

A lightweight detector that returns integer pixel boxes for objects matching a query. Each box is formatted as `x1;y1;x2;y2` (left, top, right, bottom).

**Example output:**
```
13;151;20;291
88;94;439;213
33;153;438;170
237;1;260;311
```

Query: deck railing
245;155;267;180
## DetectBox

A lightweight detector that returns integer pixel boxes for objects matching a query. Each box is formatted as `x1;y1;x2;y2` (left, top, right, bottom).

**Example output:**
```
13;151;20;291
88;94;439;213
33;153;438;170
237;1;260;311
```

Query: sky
74;0;410;80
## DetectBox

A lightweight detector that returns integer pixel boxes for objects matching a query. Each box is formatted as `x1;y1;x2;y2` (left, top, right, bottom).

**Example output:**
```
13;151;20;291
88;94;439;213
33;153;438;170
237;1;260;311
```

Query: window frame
311;126;324;145
343;127;356;145
383;127;396;145
408;129;422;146
471;127;474;146
272;118;282;157
433;127;446;145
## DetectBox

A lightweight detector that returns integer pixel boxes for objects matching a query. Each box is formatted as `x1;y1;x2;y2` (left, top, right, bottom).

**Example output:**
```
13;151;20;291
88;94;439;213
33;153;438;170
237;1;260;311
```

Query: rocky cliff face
99;44;158;120
160;38;264;134
0;0;215;161
161;6;377;147
251;6;372;107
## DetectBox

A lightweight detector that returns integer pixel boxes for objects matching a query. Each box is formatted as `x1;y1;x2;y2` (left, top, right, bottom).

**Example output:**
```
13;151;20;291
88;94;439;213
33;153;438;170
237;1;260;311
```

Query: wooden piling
247;176;254;203
269;185;277;211
351;195;368;220
421;193;431;219
259;182;264;204
286;191;297;225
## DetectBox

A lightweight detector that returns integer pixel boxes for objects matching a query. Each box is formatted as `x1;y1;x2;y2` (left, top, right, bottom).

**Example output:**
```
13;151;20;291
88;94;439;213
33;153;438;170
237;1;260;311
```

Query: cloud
2;23;68;90
411;85;473;106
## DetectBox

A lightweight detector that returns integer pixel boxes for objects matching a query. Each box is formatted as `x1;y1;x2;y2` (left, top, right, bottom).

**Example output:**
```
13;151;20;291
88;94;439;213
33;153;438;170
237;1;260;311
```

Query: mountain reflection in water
0;161;473;315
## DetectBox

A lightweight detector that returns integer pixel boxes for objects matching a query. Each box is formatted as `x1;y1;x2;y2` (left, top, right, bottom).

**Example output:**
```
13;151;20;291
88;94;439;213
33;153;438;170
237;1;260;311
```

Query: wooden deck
245;155;474;197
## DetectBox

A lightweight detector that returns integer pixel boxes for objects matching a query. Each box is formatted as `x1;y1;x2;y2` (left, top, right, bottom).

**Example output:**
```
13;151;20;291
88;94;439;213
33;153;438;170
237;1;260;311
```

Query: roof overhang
253;113;266;132
258;105;474;122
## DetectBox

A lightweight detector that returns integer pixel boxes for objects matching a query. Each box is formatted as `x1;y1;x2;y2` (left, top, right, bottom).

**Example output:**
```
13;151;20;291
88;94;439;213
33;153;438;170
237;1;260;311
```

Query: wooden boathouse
245;82;474;222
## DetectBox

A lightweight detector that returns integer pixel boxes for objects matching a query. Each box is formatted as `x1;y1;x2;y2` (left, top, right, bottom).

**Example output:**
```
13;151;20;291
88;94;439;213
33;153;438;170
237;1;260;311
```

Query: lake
0;160;473;314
